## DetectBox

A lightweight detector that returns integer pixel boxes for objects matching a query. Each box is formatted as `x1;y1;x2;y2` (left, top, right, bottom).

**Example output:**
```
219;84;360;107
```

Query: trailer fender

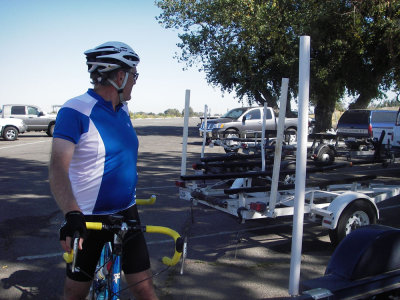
312;143;336;166
322;192;379;230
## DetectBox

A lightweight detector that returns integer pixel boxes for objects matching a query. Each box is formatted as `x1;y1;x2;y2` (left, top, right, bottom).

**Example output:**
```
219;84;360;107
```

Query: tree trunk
348;90;377;109
348;77;381;109
314;101;335;132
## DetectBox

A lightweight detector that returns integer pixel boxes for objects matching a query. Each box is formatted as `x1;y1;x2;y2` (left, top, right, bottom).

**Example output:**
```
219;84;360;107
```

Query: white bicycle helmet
85;41;140;73
84;42;140;103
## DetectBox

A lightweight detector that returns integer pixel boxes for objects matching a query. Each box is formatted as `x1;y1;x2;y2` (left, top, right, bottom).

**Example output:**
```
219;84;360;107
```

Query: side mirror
242;116;246;124
38;111;44;117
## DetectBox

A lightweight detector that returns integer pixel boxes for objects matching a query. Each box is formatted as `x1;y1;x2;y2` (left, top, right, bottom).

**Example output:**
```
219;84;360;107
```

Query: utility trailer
210;128;298;153
178;155;400;245
309;130;400;167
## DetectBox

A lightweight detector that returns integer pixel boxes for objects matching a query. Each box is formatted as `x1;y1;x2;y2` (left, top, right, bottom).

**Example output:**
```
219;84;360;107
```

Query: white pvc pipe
261;103;267;171
201;105;208;158
268;78;289;214
289;36;310;296
181;90;190;176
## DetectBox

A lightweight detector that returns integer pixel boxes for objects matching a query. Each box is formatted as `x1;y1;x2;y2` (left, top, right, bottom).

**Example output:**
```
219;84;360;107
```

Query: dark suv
336;109;398;150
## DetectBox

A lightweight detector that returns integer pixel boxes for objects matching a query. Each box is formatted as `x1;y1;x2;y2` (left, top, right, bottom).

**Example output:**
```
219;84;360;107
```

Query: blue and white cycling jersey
53;89;138;215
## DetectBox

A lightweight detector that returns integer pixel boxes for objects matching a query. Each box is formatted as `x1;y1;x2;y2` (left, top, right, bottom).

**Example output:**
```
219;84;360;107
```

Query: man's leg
125;269;158;300
63;277;92;300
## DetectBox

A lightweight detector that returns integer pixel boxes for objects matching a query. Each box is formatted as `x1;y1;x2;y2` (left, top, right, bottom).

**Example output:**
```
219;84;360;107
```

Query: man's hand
60;211;87;252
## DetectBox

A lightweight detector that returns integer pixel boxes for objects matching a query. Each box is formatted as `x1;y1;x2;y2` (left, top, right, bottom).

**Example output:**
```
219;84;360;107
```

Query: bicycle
63;196;185;300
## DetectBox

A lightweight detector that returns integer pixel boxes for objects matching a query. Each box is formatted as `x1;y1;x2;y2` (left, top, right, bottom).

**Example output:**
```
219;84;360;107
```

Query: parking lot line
0;140;48;150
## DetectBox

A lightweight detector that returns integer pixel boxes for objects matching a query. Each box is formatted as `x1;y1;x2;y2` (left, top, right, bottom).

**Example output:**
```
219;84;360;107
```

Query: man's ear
116;70;126;86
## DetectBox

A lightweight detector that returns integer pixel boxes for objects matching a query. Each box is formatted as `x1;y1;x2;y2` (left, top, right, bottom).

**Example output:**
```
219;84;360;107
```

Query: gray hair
90;68;129;87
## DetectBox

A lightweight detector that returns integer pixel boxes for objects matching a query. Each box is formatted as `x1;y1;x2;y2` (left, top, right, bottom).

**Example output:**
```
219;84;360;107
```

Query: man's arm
49;138;80;213
49;138;85;251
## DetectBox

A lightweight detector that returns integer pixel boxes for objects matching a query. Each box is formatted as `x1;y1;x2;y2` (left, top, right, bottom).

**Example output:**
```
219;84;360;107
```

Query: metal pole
268;78;289;215
201;105;208;158
181;90;190;176
261;103;267;171
289;36;310;296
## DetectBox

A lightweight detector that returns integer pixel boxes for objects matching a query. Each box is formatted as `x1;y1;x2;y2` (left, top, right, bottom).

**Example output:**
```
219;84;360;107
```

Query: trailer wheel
329;200;377;246
313;144;335;166
284;128;297;144
223;130;239;153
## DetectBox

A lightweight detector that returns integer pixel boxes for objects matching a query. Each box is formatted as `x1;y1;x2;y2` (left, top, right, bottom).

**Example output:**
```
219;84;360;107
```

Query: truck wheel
2;126;18;141
284;128;297;144
47;124;55;137
329;200;376;246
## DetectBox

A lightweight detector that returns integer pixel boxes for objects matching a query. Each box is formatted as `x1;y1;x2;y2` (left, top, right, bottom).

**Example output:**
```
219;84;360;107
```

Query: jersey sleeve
53;107;89;144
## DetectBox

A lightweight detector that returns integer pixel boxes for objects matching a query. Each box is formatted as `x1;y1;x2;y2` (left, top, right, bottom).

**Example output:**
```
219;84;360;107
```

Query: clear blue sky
0;0;241;115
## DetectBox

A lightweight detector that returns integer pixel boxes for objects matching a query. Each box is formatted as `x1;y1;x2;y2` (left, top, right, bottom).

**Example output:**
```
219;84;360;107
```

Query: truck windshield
221;108;249;119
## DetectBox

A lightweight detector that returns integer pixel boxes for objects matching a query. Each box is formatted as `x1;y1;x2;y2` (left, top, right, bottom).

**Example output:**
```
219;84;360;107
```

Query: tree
181;106;195;117
156;0;400;131
342;1;400;109
164;108;182;117
156;0;300;114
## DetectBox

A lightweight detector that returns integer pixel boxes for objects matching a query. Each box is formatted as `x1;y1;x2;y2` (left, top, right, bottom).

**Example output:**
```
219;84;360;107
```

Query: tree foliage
156;0;400;131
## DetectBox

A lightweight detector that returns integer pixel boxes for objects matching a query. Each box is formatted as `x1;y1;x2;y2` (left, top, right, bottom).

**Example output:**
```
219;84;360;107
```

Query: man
49;41;158;300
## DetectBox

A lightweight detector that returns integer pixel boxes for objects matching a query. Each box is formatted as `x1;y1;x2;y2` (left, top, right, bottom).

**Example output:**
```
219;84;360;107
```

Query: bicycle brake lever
71;232;79;273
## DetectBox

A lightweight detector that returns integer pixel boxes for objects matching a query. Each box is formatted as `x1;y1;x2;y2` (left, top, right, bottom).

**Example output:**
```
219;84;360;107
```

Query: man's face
123;67;138;101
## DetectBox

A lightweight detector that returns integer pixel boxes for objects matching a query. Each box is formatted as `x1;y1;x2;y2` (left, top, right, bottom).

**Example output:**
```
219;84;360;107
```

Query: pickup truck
199;106;298;143
1;104;56;136
0;117;27;141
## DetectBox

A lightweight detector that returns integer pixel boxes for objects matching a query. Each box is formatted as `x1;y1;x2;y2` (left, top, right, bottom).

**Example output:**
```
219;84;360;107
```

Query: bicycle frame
91;244;123;300
90;242;118;300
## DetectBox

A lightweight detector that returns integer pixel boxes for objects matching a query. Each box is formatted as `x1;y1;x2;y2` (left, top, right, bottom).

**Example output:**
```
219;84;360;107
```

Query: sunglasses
128;70;139;81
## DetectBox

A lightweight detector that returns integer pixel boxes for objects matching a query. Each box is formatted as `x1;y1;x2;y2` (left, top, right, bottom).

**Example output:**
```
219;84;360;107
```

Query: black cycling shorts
66;205;151;282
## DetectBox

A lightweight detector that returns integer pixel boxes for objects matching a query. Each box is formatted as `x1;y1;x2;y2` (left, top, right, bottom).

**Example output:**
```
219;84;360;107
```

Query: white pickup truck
0;117;27;141
1;104;56;136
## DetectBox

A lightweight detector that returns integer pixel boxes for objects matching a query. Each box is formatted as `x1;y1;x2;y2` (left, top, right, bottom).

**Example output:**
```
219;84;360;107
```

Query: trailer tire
329;200;377;246
284;128;297;144
313;144;335;166
223;129;239;153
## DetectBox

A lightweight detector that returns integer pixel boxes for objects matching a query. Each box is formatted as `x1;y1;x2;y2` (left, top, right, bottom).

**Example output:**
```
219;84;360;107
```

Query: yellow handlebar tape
85;222;103;230
145;225;182;266
136;195;156;205
63;251;74;264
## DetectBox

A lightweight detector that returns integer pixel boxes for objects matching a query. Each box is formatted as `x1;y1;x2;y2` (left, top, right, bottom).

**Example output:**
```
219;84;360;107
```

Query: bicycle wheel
89;242;121;300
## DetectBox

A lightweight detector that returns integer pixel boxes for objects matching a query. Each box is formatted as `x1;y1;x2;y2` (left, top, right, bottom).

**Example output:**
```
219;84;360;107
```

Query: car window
244;110;261;120
11;106;25;115
222;108;249;119
265;109;272;119
27;106;39;115
338;110;370;124
371;111;397;123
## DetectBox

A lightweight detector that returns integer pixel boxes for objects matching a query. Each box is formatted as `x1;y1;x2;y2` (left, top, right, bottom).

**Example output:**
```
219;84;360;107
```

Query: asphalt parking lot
1;117;400;299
